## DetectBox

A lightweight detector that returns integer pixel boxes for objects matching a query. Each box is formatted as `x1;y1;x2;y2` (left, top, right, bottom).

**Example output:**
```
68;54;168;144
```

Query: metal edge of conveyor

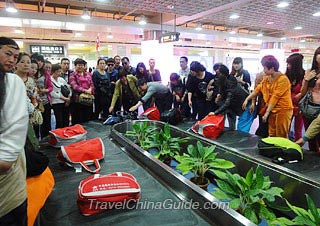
110;121;255;226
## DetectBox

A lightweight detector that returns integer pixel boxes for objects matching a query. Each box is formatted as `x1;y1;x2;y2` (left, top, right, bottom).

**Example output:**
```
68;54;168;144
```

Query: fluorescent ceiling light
195;26;202;31
280;37;286;40
6;3;18;13
14;29;24;34
266;22;274;25
68;43;85;47
30;19;63;28
75;32;82;37
313;11;320;17
66;22;85;31
0;17;22;27
294;26;302;30
139;16;147;25
257;33;263;37
81;8;91;20
300;39;306;42
229;31;236;34
230;14;239;19
277;2;289;8
107;35;114;39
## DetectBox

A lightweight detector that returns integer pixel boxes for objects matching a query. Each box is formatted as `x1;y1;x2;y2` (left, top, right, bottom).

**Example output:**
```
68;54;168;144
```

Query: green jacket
111;75;140;107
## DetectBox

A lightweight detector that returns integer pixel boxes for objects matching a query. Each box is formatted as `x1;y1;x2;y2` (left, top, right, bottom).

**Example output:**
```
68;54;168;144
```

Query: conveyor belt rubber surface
39;121;211;226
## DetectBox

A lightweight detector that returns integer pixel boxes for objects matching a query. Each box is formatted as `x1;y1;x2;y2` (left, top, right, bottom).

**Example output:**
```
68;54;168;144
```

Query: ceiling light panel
68;0;236;16
206;0;318;38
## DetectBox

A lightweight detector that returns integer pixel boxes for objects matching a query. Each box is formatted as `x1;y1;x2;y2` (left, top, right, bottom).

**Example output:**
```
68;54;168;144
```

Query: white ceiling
0;0;319;45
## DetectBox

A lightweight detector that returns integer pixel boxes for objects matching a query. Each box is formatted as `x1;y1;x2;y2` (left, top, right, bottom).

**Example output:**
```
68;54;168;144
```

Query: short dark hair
17;52;30;64
121;56;130;62
60;58;70;64
51;64;61;73
45;60;52;65
97;58;106;65
0;37;19;49
74;58;86;66
261;55;279;71
213;63;222;71
114;55;121;60
137;78;147;87
106;58;115;64
180;56;188;63
118;69;127;78
190;61;206;73
216;64;229;77
170;73;180;81
31;53;45;63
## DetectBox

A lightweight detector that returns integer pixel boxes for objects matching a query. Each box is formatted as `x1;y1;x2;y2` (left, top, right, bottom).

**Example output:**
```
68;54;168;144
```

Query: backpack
258;137;303;162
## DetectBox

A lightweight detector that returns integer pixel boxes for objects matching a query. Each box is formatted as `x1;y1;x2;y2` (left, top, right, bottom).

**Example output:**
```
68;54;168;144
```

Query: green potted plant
175;141;235;190
144;123;189;165
125;121;158;149
271;194;320;226
212;166;283;224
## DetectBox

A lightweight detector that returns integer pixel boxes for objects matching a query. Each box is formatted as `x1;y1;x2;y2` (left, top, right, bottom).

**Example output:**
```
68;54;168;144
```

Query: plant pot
190;176;210;190
163;157;172;166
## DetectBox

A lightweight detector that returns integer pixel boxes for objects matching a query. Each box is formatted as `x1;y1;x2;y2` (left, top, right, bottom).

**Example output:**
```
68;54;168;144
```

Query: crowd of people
1;35;320;225
6;36;320;153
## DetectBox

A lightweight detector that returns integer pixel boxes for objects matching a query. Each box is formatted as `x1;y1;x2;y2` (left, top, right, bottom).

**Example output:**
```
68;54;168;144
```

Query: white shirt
0;73;28;217
0;73;28;161
51;76;72;105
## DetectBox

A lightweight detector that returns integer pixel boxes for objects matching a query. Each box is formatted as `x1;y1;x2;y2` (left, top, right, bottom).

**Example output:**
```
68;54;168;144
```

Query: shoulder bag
298;92;320;120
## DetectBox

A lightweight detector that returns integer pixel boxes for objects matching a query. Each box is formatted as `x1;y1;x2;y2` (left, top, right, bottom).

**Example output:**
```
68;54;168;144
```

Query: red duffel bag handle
80;159;101;174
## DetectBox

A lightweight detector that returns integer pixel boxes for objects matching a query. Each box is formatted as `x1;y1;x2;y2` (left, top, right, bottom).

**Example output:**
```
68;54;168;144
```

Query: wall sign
30;45;65;55
159;32;180;43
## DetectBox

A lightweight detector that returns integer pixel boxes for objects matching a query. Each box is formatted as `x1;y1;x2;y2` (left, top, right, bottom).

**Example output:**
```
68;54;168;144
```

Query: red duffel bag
57;138;105;173
139;107;160;121
49;124;87;148
191;115;224;139
77;172;141;216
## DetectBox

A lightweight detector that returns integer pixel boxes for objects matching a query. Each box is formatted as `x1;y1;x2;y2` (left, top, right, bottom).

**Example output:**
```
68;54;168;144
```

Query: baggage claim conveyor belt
39;120;320;226
38;121;212;226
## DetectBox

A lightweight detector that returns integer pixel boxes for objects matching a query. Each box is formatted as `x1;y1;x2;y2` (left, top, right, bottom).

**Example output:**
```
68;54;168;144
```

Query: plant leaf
255;166;264;189
212;170;228;180
244;207;259;224
215;179;238;196
286;199;313;220
211;188;234;201
259;204;276;221
208;159;235;169
229;198;241;209
306;194;320;224
245;168;253;187
269;217;296;226
293;215;317;226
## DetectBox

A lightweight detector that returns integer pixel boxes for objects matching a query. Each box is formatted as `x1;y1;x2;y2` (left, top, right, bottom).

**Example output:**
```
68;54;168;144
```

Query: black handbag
61;84;70;98
160;108;182;125
298;92;320;119
25;123;49;177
